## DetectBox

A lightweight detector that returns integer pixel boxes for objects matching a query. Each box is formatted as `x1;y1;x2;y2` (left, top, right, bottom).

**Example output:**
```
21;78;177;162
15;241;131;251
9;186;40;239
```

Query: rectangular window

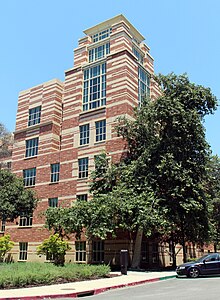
78;157;88;178
95;120;106;142
75;241;86;262
92;241;104;263
79;124;90;145
19;213;33;227
23;168;36;187
51;163;60;183
48;197;58;207
141;241;149;263
19;242;28;261
25;137;39;157
28;106;41;126
132;46;144;64
138;67;150;105
83;63;106;111
89;43;110;63
0;220;6;232
92;28;112;42
76;194;88;201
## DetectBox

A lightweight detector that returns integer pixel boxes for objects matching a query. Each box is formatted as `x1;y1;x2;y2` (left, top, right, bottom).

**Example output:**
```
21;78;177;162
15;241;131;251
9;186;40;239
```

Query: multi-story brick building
2;15;206;267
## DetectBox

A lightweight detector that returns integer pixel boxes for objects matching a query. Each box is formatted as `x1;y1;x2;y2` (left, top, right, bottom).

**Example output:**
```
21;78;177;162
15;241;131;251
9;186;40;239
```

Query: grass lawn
0;262;111;289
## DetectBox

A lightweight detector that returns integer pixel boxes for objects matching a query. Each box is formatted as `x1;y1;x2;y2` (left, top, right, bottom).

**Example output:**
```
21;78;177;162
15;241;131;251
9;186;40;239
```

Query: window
83;63;106;111
19;242;28;261
79;124;90;145
78;157;88;178
89;43;110;63
46;252;55;261
132;46;144;64
92;28;112;42
25;137;39;157
51;163;60;183
138;67;150;105
75;241;86;262
19;213;33;227
28;106;41;126
95;120;106;142
0;220;6;232
152;243;159;264
23;168;36;187
92;241;104;263
76;194;88;201
48;197;58;207
141;241;149;263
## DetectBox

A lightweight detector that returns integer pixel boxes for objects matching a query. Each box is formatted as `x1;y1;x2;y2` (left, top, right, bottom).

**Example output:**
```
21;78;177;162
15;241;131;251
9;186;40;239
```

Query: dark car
176;253;220;278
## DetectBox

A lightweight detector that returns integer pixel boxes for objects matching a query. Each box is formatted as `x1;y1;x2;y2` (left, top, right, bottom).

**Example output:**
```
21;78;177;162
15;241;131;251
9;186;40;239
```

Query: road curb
0;275;176;300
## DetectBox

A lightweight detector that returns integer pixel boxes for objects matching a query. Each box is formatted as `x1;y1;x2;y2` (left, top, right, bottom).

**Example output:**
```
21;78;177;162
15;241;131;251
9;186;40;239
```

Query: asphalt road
56;276;220;300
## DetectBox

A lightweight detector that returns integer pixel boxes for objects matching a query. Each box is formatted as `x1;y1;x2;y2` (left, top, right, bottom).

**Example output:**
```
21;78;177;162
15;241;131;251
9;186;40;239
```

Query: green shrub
0;235;14;262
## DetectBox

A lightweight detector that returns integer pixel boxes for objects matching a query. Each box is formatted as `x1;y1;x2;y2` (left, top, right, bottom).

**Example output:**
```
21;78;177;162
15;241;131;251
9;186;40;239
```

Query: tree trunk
131;229;143;269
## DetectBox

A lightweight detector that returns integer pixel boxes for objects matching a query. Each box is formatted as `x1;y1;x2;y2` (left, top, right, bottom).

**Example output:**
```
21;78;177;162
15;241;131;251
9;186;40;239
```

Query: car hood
177;261;197;268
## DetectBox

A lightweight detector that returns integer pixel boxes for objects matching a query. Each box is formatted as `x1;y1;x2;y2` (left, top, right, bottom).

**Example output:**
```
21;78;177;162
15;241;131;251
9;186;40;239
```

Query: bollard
120;249;128;275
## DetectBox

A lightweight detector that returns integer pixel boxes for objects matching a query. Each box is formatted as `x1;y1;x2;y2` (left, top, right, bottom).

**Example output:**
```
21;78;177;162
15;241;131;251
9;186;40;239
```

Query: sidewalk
0;270;176;300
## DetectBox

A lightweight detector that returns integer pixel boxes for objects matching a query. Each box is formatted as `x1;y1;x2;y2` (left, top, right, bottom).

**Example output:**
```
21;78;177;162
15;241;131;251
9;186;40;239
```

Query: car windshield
196;254;210;263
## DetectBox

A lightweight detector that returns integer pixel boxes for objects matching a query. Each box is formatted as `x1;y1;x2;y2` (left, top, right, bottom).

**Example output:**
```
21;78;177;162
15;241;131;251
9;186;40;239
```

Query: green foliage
0;235;14;262
0;123;13;159
0;170;38;222
37;234;71;266
0;262;110;289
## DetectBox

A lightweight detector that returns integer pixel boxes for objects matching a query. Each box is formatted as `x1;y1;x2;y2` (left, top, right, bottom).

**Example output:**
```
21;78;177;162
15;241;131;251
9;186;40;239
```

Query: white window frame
79;124;90;145
23;168;36;187
138;67;150;105
95;120;106;142
19;242;28;261
51;163;60;183
89;43;110;63
25;137;39;157
83;63;106;111
28;106;41;126
19;213;33;227
78;157;88;178
92;240;104;263
75;241;86;262
48;197;58;207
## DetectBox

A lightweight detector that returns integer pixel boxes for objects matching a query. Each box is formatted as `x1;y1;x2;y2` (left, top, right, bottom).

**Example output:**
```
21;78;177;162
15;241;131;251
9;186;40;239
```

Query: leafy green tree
207;155;220;251
0;234;14;262
37;234;71;266
117;73;217;264
0;170;38;222
0;123;13;160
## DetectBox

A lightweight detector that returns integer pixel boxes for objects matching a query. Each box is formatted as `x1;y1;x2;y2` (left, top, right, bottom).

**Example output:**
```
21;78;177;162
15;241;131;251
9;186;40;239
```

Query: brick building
1;15;207;267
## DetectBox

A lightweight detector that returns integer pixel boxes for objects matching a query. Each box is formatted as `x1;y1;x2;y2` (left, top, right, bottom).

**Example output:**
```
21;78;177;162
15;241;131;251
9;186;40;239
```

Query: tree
0;170;38;222
37;234;71;266
0;235;14;262
0;123;13;160
207;155;220;251
117;73;217;264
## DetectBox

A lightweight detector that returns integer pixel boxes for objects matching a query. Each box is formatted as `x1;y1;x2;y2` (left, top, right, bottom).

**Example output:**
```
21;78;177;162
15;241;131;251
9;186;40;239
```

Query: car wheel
188;267;200;278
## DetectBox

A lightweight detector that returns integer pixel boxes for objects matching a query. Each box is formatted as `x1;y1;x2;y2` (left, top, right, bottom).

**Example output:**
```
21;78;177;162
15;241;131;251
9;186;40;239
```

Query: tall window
83;63;106;111
138;67;150;105
28;106;41;126
92;28;112;42
48;197;58;207
89;43;110;63
19;242;28;261
78;157;88;178
51;163;60;183
95;120;106;142
141;241;149;263
19;213;33;227
76;194;88;201
132;46;144;64
0;220;6;232
92;241;104;263
79;124;90;145
75;241;86;262
25;137;39;157
23;168;36;187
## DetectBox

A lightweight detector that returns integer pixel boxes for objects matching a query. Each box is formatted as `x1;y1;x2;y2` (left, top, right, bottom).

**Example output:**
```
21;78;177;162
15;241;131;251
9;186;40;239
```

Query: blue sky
0;0;219;155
